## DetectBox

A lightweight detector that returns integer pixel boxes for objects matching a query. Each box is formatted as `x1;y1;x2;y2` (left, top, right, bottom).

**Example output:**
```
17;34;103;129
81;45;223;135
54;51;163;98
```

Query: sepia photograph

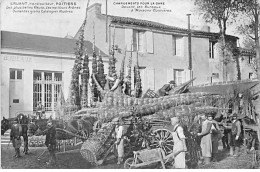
0;0;260;169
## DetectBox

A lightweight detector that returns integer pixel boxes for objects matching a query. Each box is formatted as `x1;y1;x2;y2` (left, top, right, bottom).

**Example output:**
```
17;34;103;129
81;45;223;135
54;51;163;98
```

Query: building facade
1;31;108;118
78;3;241;93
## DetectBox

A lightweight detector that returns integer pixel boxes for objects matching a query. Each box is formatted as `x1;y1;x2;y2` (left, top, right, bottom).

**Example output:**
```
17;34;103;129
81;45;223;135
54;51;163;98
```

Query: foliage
81;54;89;108
194;0;243;81
97;53;106;89
91;47;98;102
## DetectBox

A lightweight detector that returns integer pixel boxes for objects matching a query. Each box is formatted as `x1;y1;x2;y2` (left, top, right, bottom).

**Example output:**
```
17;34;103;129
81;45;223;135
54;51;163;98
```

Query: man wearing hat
197;113;213;164
158;80;176;96
170;116;187;168
44;118;56;166
224;113;242;156
10;118;22;158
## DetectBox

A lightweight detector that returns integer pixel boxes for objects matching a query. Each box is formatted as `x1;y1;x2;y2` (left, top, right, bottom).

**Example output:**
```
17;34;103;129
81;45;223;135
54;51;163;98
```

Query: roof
104;14;238;39
1;31;108;56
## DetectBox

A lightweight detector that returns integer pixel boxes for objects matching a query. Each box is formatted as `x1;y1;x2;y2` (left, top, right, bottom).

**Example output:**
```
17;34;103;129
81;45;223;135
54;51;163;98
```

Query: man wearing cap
224;113;242;156
170;116;187;169
197;113;213;164
158;80;176;97
114;118;124;164
44;118;56;166
10;118;22;158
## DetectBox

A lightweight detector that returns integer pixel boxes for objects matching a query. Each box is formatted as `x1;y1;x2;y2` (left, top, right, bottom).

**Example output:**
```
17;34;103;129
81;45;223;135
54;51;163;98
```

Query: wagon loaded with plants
75;74;259;168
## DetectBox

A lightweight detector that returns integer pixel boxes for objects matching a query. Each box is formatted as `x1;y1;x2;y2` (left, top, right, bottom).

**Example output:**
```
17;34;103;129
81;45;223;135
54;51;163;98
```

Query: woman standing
197;113;213;164
171;117;187;169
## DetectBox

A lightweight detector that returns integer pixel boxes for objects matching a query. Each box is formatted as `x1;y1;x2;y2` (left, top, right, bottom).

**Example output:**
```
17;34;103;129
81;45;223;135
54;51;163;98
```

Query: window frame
209;41;215;59
10;69;23;80
33;70;63;112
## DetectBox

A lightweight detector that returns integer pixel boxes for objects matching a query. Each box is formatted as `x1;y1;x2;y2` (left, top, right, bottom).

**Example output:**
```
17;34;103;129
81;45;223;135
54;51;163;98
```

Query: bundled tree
68;24;84;110
133;53;142;98
79;0;91;109
108;26;118;89
81;53;90;108
125;48;132;96
91;24;98;103
194;0;241;81
97;50;106;89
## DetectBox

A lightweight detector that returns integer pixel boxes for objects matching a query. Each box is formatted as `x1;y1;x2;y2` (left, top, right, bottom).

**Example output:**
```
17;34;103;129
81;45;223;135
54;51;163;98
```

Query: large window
125;29;154;53
33;71;63;112
172;35;183;56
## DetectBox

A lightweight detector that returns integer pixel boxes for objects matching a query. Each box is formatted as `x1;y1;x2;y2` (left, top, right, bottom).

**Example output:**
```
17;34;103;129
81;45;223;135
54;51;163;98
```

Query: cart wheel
93;120;102;132
124;139;132;158
124;157;135;169
150;129;174;156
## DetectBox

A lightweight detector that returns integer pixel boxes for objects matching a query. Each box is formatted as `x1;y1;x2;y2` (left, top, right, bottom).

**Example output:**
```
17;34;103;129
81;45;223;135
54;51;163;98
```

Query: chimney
87;3;102;14
201;25;210;32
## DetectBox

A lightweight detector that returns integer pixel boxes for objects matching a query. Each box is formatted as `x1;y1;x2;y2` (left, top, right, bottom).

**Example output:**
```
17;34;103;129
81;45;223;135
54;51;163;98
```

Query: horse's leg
23;133;29;154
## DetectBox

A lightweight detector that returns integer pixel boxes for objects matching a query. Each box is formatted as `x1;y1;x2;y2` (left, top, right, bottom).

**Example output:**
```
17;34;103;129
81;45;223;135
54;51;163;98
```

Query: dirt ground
1;144;259;169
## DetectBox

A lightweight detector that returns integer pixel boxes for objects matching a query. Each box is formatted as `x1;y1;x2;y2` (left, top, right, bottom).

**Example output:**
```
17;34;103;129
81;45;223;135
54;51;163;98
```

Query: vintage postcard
1;0;259;169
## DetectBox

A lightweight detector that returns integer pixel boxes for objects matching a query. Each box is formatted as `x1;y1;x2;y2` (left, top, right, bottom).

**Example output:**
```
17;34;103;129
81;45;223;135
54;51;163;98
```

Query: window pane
133;30;138;51
10;70;15;79
172;36;176;55
44;72;52;81
138;31;144;51
34;71;42;80
54;73;62;81
17;70;22;79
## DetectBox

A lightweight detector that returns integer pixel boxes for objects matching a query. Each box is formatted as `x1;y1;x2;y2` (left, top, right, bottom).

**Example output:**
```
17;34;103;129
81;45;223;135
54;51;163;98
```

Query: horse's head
1;117;10;135
17;113;29;124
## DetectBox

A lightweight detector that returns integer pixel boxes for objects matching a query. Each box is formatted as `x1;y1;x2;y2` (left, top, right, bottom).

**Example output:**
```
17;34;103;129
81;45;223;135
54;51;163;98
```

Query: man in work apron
171;117;187;169
197;113;212;164
114;118;124;165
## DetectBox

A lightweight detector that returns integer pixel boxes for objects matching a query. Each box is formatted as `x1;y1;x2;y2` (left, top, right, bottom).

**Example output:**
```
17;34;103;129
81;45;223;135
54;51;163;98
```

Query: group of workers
9;101;246;168
113;110;245;169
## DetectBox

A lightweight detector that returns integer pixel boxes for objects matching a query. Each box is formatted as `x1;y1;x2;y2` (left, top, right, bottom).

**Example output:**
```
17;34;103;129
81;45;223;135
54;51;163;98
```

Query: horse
1;113;30;154
27;117;97;141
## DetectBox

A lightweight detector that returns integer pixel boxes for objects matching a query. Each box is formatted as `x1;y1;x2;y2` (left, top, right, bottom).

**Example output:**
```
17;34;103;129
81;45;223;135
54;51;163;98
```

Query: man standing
171;117;187;169
114;118;124;165
226;113;242;157
158;80;176;96
44;118;56;166
10;119;22;158
197;113;212;164
208;113;221;162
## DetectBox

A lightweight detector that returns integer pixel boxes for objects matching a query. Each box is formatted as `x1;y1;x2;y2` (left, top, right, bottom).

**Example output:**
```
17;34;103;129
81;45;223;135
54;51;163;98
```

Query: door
9;69;24;118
